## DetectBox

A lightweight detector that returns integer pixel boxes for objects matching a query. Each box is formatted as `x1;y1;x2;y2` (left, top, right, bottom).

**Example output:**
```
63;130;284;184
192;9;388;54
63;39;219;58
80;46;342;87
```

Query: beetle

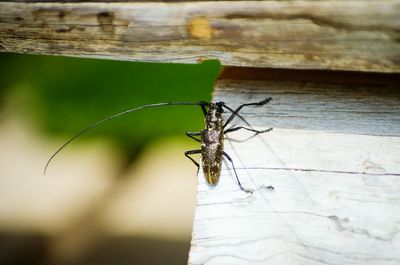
44;98;272;193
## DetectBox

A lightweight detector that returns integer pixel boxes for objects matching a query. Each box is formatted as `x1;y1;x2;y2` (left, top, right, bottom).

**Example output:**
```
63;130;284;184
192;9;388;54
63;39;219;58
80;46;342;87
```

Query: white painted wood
190;129;400;265
188;79;400;265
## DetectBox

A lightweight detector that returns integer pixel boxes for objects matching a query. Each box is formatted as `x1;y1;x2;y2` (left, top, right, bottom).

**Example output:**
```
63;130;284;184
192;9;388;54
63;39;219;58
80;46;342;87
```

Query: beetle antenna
44;101;209;175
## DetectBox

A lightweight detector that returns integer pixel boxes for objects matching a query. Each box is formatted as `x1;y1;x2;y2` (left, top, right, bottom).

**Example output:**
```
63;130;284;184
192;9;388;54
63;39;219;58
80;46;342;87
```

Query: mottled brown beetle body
201;102;224;184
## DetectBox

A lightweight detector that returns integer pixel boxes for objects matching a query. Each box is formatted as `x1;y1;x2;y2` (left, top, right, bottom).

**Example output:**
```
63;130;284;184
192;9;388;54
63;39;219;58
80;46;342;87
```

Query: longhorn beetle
44;98;273;193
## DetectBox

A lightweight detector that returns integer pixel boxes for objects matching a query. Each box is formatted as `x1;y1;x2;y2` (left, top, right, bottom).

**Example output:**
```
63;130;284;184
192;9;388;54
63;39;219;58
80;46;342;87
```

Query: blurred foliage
0;53;221;155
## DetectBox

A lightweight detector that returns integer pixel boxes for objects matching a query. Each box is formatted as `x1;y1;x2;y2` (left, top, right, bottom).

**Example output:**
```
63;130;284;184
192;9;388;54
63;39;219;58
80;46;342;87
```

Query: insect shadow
44;98;273;193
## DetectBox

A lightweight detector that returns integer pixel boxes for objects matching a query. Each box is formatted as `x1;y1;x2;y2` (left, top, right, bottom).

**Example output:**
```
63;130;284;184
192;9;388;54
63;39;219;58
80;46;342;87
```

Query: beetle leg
185;149;201;170
197;101;209;116
201;105;208;116
186;131;202;142
222;98;272;128
223;152;253;193
224;126;273;135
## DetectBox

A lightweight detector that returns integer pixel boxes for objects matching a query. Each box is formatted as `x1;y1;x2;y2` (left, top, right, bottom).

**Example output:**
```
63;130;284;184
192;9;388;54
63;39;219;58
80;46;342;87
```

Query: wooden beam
188;69;400;264
1;1;399;72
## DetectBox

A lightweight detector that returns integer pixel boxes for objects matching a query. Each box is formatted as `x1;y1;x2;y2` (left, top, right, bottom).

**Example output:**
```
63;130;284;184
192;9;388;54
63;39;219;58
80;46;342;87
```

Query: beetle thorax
205;103;223;129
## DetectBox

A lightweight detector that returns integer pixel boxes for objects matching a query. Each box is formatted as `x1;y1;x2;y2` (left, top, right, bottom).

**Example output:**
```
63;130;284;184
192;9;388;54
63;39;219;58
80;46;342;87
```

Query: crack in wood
224;12;400;34
328;215;399;242
222;166;400;177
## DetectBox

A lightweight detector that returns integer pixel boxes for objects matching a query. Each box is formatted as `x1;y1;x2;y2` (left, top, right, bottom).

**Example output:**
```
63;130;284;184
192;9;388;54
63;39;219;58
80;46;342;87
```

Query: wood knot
187;17;213;41
97;11;115;34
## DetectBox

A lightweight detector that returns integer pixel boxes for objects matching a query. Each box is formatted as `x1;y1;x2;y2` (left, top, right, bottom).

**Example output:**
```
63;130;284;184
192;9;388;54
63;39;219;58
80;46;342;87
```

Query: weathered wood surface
1;1;400;72
188;71;400;264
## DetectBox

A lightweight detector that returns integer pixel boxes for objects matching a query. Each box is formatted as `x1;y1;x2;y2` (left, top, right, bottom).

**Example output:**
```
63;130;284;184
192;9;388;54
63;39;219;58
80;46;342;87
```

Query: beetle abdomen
201;129;223;184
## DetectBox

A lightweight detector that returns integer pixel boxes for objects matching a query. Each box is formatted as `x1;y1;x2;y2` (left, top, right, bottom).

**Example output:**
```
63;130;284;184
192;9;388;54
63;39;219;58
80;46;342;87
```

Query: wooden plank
1;0;370;2
0;1;399;72
215;69;400;136
188;71;400;264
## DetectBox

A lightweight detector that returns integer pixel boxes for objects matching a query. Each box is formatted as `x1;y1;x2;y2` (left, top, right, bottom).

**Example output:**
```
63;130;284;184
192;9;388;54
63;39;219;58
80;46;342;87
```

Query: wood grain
1;1;399;72
188;75;400;264
214;75;400;136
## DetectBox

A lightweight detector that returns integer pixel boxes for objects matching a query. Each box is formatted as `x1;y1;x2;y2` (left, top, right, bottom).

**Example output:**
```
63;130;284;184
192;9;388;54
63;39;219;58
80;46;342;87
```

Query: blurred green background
0;53;220;162
0;53;221;265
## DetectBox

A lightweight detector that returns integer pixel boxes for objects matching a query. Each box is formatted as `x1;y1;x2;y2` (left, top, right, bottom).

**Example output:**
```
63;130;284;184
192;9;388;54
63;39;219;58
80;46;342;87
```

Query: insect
44;98;273;193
